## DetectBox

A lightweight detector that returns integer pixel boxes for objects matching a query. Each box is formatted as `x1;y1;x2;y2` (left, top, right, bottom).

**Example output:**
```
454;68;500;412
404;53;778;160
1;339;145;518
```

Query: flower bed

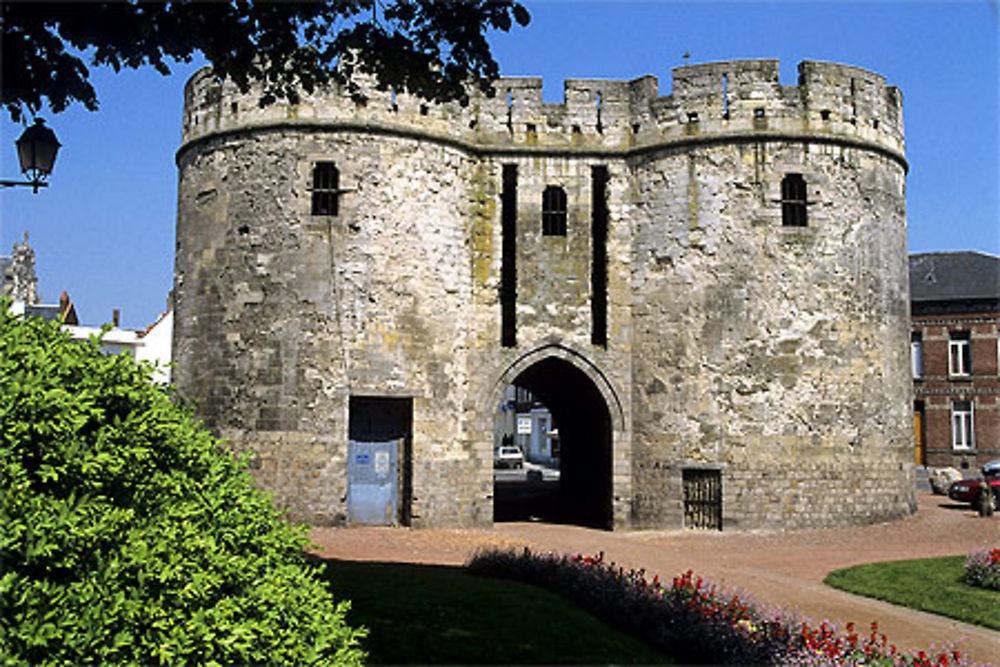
466;548;968;666
964;548;1000;592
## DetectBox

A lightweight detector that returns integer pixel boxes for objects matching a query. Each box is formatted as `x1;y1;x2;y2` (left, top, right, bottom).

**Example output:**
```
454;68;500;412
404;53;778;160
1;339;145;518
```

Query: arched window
781;173;808;227
542;185;567;236
311;162;340;216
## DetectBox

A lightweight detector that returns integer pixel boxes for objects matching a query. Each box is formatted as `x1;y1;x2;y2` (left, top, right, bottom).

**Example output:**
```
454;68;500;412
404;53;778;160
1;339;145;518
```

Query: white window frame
948;332;971;377
951;400;974;450
910;335;923;379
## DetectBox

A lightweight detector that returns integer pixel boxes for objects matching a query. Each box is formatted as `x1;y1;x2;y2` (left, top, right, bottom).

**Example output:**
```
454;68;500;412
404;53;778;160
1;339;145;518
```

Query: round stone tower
174;59;913;530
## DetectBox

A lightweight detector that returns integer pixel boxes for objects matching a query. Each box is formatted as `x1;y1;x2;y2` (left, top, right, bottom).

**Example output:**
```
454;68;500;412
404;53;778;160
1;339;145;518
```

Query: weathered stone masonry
174;58;915;530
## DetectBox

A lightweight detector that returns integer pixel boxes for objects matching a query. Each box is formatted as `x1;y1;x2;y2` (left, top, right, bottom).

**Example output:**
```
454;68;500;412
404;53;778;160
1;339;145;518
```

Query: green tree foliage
1;0;530;122
0;304;366;664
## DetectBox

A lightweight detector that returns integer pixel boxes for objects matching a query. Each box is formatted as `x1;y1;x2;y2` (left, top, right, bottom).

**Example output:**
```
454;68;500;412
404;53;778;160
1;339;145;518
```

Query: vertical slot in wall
501;164;518;347
591;165;609;347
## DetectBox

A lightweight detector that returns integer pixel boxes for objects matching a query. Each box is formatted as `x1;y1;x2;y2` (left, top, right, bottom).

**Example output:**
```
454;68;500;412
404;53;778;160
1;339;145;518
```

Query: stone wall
174;58;914;530
1;233;38;304
629;138;912;528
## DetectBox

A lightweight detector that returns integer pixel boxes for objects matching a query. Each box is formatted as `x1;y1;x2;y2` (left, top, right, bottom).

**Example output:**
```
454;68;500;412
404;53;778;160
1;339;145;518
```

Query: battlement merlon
179;59;904;167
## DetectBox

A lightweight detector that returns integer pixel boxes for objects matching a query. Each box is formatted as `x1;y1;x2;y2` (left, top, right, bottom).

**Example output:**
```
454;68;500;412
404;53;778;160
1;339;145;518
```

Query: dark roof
24;304;63;322
23;291;78;325
909;251;1000;302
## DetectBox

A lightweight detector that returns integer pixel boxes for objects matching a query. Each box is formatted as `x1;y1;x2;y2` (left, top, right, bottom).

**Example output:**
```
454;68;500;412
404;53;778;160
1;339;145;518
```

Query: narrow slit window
506;88;513;131
722;74;729;119
781;173;808;227
542;186;567;236
591;166;609;347
501;165;518;347
311;162;340;216
595;91;604;134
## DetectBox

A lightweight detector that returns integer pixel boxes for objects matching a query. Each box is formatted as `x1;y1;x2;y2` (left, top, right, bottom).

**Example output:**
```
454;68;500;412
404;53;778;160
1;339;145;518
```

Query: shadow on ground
494;479;606;527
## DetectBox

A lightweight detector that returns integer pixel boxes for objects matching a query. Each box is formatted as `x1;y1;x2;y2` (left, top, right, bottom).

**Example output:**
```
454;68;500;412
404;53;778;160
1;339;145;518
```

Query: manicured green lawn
825;556;1000;630
320;559;671;665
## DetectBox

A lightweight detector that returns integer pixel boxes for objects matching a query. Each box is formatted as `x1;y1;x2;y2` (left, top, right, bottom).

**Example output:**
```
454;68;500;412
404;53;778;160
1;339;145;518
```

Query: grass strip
824;555;1000;631
321;559;672;665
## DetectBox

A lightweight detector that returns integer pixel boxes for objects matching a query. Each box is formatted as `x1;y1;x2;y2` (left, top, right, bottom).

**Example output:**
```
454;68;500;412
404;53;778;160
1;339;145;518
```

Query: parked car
947;460;1000;511
494;446;524;469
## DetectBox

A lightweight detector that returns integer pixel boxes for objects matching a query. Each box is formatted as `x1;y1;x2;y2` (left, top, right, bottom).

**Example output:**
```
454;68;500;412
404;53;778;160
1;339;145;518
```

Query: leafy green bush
0;304;365;665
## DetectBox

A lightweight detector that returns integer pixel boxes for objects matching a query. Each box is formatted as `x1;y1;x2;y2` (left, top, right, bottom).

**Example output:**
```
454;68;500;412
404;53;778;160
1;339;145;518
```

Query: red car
948;460;1000;511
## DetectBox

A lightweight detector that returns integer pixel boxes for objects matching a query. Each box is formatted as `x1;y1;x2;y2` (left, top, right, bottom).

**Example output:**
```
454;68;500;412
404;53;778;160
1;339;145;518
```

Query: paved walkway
310;493;1000;664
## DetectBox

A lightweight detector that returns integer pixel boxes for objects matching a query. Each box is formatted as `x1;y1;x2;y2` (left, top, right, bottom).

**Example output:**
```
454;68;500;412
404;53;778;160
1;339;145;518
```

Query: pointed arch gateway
491;346;624;529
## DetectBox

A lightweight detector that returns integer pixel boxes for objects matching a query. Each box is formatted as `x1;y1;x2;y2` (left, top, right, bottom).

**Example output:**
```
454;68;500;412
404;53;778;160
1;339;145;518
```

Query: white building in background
526;407;558;465
496;384;559;466
134;307;173;384
61;305;173;384
2;234;173;383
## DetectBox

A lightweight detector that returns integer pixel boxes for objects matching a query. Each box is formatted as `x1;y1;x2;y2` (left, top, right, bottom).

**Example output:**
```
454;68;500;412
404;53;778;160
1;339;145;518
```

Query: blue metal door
347;440;399;525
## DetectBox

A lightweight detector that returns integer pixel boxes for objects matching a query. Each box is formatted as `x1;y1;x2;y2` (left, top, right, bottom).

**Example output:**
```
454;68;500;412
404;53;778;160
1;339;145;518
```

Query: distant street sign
517;415;532;435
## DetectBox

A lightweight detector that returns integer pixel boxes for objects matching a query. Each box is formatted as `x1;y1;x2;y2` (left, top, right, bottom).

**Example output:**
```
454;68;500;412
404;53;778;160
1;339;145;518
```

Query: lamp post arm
0;179;48;193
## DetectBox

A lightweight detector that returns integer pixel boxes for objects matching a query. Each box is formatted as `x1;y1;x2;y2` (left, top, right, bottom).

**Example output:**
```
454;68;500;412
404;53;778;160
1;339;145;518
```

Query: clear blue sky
2;1;997;329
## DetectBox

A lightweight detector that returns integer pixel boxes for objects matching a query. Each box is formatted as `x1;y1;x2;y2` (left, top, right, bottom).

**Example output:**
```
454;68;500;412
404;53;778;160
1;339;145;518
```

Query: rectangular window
781;173;808;227
948;332;971;376
910;332;923;378
311;162;340;216
501;164;517;347
951;400;974;450
591;166;608;347
542;186;567;236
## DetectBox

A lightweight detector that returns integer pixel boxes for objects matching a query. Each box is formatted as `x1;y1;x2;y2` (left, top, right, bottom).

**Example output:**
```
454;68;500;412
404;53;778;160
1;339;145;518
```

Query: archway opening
493;357;613;529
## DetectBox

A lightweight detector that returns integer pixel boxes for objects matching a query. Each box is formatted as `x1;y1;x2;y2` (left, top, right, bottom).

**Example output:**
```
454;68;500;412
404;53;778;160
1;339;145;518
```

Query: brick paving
310;492;1000;664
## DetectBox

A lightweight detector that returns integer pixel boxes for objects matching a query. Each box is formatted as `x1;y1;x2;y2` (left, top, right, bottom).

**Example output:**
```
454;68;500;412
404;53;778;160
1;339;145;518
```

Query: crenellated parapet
174;55;913;533
180;58;904;168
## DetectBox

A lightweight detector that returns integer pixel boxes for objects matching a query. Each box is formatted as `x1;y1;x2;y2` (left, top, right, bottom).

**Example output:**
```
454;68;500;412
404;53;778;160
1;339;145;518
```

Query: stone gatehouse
173;58;915;531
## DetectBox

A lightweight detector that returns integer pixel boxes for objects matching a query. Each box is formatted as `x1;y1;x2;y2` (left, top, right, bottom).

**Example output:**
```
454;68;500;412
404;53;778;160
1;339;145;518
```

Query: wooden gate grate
683;469;722;530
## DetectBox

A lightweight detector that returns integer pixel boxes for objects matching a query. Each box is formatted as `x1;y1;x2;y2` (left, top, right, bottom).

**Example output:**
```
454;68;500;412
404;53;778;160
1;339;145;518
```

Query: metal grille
781;173;808;227
683;469;722;530
311;162;340;216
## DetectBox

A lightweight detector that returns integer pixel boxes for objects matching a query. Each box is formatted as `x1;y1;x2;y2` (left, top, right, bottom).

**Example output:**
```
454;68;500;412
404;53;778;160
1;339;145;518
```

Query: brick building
910;252;1000;472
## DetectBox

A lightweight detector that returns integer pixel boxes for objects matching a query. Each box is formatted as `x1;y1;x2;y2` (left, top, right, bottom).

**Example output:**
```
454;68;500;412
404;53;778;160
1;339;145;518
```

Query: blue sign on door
347;440;399;525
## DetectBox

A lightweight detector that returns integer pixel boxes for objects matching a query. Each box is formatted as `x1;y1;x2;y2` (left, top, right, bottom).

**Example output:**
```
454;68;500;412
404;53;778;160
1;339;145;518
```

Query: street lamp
1;118;61;193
